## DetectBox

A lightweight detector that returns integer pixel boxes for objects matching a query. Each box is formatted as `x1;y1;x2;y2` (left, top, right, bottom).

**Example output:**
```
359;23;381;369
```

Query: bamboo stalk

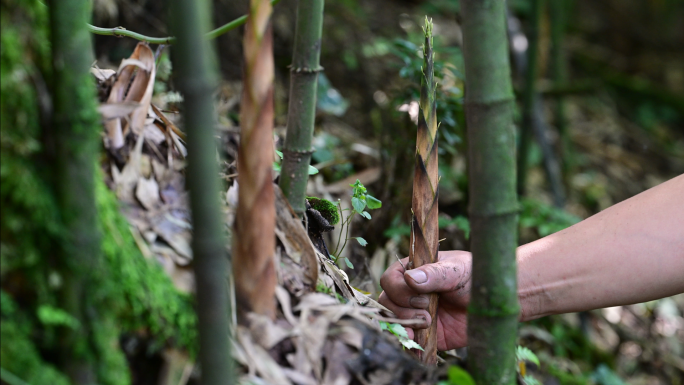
49;0;102;382
168;0;233;383
550;0;573;180
408;18;440;365
516;0;543;196
279;0;325;215
461;0;519;383
233;0;277;318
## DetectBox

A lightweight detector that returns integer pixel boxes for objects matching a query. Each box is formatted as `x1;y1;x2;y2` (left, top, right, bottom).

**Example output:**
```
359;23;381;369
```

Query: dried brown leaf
135;177;160;210
104;43;156;149
149;209;193;263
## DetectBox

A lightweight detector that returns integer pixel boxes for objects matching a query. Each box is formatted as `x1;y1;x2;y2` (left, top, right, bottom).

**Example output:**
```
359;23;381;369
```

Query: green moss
1;294;71;385
0;2;197;382
307;197;340;225
95;178;199;356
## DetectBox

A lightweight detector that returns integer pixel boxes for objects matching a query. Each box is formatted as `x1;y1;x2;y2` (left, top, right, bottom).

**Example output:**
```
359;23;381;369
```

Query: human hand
378;250;472;351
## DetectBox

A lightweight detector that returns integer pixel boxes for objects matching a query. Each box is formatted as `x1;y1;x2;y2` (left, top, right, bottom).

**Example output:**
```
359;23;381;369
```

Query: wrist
516;240;550;322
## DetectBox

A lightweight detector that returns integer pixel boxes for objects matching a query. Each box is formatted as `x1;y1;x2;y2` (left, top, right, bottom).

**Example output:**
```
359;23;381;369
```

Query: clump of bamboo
409;18;440;365
279;0;325;215
462;0;520;383
169;0;234;382
234;0;277;318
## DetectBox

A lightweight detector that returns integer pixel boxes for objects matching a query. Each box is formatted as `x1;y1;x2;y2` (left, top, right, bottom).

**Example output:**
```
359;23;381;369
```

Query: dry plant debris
93;41;434;385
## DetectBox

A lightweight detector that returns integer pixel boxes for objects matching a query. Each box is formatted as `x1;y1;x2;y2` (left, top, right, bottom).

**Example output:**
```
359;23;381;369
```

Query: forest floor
88;0;684;384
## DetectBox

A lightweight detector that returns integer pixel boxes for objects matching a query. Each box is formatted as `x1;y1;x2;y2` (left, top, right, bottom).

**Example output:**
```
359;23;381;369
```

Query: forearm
517;175;684;321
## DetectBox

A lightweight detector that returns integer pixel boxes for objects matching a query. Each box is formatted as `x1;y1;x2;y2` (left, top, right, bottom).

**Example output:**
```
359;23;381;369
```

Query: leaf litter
93;42;436;384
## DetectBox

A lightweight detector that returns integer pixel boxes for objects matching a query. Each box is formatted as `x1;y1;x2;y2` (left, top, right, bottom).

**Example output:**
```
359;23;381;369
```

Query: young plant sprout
329;179;382;269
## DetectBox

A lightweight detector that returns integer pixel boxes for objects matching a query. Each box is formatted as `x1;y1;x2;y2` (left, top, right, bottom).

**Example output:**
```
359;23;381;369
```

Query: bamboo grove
4;0;526;383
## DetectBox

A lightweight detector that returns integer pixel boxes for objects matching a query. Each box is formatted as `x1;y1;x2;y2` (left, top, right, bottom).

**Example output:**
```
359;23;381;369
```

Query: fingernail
406;269;427;284
409;296;429;309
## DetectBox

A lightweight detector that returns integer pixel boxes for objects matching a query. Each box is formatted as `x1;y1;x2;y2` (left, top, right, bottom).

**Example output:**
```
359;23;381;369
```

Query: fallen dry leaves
92;42;432;385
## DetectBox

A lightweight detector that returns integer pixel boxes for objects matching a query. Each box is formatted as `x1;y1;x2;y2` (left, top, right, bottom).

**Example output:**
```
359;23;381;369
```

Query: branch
88;0;281;44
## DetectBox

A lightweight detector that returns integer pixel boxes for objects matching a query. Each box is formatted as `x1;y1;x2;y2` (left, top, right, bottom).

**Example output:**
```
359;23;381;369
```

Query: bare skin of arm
379;174;684;351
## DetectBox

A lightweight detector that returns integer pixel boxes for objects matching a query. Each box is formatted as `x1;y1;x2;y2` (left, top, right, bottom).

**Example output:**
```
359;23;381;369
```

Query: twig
394;254;406;272
87;0;282;44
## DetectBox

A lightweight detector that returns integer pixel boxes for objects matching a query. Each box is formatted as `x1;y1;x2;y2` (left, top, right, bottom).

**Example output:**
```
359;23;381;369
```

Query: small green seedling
516;346;541;385
379;321;424;351
330;179;382;268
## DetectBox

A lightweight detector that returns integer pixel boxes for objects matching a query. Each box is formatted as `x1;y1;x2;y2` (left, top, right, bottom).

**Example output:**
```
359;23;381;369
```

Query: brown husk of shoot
409;18;440;364
234;0;278;320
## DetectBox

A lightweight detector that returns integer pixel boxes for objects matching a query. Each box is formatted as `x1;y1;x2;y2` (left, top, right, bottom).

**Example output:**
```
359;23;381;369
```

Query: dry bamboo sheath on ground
409;19;440;365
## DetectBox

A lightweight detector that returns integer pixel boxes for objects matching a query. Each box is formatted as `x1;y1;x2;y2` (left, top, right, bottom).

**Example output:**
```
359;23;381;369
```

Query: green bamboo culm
461;0;520;384
409;17;440;365
168;0;233;383
49;0;102;381
279;0;325;215
550;0;573;178
516;0;543;196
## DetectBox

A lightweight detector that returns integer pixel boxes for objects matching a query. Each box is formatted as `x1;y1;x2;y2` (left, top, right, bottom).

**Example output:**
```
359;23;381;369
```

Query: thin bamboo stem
516;0;543;196
279;0;326;215
168;0;233;383
88;0;281;44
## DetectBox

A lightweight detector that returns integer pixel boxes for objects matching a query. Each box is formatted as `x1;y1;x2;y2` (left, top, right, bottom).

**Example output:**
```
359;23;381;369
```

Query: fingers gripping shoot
379;251;472;351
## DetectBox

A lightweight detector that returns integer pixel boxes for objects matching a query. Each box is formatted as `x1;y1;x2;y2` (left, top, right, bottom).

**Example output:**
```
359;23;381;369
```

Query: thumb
404;258;470;294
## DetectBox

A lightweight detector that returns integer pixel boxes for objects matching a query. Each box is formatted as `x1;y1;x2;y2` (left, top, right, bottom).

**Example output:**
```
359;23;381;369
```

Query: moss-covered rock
307;197;340;225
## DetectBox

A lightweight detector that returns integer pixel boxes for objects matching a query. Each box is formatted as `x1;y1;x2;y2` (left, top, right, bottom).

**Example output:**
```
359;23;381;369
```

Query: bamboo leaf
344;258;354;269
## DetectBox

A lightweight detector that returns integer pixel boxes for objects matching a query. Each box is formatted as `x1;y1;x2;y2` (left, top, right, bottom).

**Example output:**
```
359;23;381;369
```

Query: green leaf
308;165;319;175
516;346;540;367
399;338;424;351
388;323;409;338
273;162;281;172
37;305;80;329
523;375;542;385
366;195;382;209
275;150;284;159
350;179;366;197
351;196;366;213
379;321;390;331
447;365;476;385
355;237;368;246
344;258;354;269
360;211;371;220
